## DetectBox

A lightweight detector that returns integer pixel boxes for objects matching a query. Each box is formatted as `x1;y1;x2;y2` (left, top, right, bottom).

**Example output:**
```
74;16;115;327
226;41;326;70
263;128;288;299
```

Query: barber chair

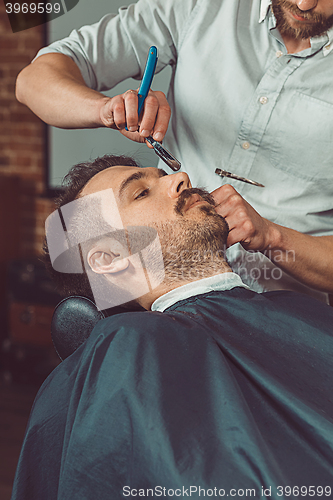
51;297;141;361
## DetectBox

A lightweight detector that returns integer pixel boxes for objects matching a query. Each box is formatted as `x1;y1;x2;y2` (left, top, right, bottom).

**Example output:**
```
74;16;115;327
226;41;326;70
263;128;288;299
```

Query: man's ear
87;246;129;275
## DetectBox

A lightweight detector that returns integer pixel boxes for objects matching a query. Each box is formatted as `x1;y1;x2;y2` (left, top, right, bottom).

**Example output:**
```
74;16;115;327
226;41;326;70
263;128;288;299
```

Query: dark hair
43;154;140;299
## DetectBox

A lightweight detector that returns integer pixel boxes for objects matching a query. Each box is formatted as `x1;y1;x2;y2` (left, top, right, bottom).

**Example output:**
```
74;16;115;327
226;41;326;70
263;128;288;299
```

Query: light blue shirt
37;0;333;301
151;272;249;312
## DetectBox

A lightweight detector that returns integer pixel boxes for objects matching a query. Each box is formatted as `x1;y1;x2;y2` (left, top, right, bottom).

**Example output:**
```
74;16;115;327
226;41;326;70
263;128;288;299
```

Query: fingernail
140;130;150;137
153;132;163;141
129;126;137;132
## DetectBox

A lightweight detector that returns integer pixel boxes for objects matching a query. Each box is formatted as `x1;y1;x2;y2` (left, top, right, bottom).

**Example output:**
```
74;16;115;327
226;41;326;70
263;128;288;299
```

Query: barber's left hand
211;184;277;251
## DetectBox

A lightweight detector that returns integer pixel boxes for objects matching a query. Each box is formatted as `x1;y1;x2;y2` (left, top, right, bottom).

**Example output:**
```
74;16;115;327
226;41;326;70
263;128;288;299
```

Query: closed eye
135;189;149;200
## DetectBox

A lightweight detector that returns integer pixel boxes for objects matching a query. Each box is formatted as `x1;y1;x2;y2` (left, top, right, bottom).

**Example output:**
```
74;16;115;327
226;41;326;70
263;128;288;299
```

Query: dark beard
272;0;333;39
152;188;230;284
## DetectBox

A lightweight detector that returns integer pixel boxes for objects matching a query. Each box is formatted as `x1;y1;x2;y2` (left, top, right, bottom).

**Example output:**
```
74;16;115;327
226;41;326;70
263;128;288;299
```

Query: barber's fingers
122;90;139;132
99;90;171;146
139;90;171;142
111;90;142;136
212;185;247;227
211;184;269;250
225;214;258;248
211;184;241;210
109;93;129;130
99;91;144;143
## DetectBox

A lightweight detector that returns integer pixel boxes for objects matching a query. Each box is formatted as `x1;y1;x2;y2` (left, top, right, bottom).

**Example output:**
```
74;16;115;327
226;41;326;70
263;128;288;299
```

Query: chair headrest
51;296;145;361
51;296;105;361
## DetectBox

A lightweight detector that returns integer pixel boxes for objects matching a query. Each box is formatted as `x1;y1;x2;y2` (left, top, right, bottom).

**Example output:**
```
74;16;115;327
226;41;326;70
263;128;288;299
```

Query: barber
15;0;333;301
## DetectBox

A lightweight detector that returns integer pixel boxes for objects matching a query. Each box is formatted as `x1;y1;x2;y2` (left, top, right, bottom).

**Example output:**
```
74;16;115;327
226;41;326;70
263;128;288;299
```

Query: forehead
80;165;140;197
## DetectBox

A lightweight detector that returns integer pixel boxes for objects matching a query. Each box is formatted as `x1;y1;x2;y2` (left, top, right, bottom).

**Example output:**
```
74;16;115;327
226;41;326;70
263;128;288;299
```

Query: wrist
96;96;113;127
263;219;284;252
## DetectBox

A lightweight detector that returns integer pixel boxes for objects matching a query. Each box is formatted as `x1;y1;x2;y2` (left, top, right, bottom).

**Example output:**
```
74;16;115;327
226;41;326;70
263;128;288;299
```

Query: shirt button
259;96;268;105
276;50;283;58
242;141;250;150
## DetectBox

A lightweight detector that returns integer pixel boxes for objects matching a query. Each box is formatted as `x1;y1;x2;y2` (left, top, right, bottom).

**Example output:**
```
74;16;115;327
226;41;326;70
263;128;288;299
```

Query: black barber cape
11;288;333;499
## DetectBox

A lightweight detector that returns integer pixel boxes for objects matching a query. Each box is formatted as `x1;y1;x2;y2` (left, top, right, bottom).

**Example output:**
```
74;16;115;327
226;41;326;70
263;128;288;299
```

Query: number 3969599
5;3;61;14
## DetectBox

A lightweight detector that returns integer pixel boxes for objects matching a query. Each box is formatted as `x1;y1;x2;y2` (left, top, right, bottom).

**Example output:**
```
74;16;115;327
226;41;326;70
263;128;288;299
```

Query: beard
272;0;333;39
152;188;230;284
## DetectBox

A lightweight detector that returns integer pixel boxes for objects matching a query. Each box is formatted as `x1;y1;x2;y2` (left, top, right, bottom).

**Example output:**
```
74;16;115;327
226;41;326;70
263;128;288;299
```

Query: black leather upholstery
51;297;143;361
51;296;105;361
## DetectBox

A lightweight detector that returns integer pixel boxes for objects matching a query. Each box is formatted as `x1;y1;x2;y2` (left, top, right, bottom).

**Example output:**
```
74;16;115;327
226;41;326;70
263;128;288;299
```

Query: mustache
275;0;328;21
175;188;216;215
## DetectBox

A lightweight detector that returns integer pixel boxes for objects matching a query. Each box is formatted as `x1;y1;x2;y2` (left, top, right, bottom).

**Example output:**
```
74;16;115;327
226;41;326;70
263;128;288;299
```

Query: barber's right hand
99;89;171;146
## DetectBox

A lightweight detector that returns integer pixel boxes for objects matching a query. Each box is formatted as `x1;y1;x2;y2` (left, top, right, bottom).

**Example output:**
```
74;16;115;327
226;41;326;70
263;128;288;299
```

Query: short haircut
43;154;140;299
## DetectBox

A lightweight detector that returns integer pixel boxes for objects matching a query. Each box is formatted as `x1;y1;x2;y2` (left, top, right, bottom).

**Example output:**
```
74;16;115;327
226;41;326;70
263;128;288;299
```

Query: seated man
12;155;333;500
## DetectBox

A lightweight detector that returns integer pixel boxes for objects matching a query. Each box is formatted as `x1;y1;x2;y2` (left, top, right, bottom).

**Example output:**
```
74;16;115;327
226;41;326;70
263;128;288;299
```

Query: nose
295;0;318;11
165;172;191;199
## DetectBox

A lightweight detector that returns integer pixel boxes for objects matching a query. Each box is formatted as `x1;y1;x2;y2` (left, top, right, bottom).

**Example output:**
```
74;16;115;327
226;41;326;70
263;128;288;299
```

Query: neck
281;33;311;53
138;261;232;310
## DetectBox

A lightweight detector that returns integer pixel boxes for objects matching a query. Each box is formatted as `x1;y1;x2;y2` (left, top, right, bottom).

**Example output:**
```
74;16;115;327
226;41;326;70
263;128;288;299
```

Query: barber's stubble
151;188;230;285
272;0;333;39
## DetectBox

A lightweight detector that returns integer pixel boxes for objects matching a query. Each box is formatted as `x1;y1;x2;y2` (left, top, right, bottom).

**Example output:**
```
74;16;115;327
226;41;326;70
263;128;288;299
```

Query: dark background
0;5;61;498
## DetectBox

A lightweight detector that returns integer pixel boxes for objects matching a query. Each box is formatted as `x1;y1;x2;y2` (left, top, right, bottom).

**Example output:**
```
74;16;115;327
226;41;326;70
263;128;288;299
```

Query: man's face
272;0;333;39
80;165;222;227
80;166;229;279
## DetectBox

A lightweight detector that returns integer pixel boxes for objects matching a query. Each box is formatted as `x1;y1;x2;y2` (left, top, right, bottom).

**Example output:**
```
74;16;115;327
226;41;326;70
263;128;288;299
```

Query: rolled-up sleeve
34;0;199;91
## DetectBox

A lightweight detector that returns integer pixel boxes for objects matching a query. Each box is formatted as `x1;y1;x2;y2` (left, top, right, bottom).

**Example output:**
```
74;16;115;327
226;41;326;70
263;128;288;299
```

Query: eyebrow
118;168;168;198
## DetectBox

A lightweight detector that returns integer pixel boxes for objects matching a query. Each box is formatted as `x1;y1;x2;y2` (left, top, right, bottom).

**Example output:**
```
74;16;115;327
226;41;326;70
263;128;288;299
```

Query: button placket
225;55;304;184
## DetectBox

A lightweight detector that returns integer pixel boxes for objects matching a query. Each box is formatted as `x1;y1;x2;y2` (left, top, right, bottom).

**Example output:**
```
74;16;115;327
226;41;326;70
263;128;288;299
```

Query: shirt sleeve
34;0;201;91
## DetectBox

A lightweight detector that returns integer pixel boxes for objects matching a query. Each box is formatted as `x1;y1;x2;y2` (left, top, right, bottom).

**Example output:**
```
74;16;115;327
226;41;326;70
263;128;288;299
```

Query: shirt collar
259;0;271;23
259;0;333;56
151;272;249;313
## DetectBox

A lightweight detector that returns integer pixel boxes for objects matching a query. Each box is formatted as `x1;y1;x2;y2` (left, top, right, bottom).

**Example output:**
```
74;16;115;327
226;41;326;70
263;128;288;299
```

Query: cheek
121;202;177;227
320;0;333;16
145;197;179;218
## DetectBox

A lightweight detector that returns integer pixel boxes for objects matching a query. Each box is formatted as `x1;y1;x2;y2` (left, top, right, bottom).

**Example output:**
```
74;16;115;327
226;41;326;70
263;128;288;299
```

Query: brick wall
0;3;55;257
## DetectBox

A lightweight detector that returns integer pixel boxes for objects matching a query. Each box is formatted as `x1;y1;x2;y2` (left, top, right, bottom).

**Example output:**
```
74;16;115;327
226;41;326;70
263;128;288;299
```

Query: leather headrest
51;296;105;361
51;296;145;361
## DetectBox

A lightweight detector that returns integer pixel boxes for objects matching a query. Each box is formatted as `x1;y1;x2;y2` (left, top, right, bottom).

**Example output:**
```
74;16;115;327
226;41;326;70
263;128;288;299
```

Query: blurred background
0;3;60;498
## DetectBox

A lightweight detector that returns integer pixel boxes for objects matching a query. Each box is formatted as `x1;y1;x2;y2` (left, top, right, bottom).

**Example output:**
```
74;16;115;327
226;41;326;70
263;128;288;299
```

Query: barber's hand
211;184;278;251
99;89;171;147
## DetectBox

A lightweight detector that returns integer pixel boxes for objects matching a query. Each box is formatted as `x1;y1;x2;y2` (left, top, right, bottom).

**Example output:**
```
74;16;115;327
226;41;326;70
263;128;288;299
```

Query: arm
16;0;201;138
16;53;170;142
212;184;333;293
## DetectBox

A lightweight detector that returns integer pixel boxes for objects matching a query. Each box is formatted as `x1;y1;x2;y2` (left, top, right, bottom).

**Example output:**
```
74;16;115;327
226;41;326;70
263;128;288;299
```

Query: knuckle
154;90;167;99
123;89;135;96
242;219;254;234
238;208;248;220
222;184;236;196
229;193;241;205
113;103;124;112
155;90;168;106
111;94;122;104
125;92;137;102
145;94;159;105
